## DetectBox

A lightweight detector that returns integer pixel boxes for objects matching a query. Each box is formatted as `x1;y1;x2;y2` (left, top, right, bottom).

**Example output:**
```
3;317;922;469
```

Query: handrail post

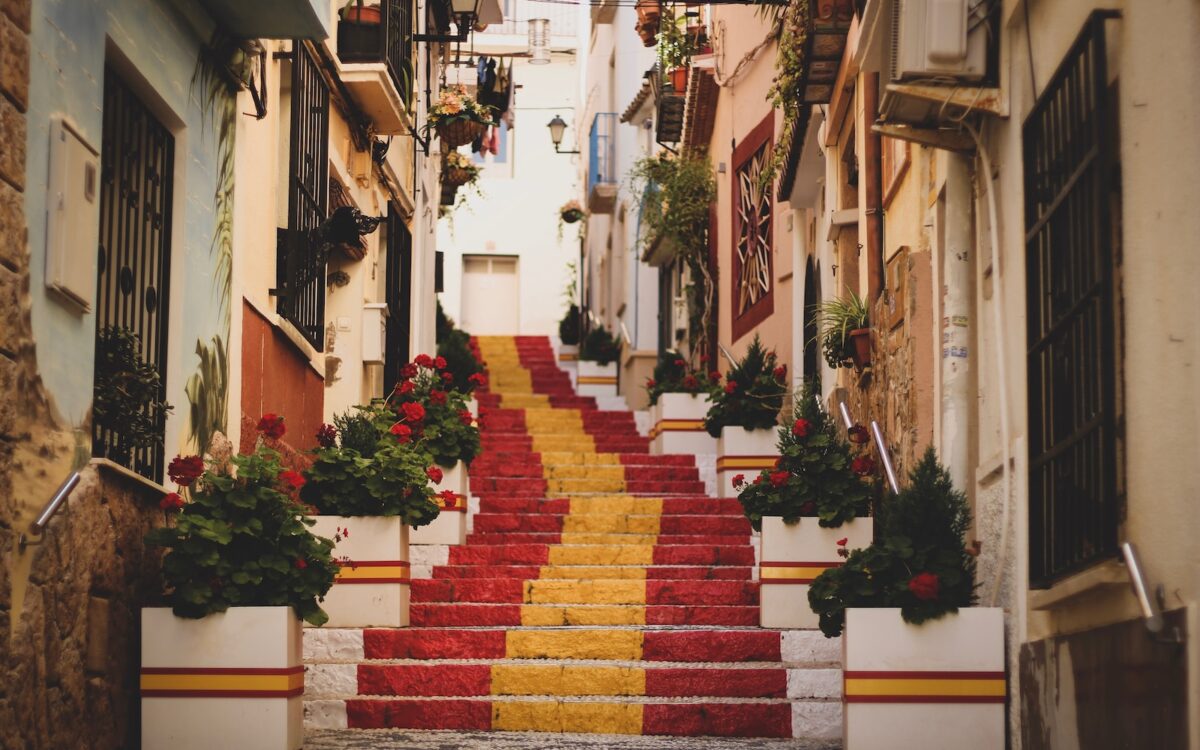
19;471;82;550
871;420;900;495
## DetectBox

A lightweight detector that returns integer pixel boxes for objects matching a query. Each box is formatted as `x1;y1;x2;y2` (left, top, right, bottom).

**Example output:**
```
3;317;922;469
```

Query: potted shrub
658;11;698;92
426;85;493;149
578;325;621;398
442;150;480;188
732;383;875;628
816;289;871;371
645;353;720;456
301;404;442;626
142;420;338;749
92;326;173;472
808;449;1004;749
704;335;787;497
388;354;481;545
558;303;582;365
337;1;383;63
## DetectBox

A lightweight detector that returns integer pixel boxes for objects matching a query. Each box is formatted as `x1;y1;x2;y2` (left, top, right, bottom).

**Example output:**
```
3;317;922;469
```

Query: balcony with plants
587;113;617;213
334;0;416;134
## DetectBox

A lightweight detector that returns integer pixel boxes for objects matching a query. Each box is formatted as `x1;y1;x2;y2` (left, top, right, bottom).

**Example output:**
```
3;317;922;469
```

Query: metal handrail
837;399;900;495
619;321;633;347
19;471;81;550
1121;542;1184;644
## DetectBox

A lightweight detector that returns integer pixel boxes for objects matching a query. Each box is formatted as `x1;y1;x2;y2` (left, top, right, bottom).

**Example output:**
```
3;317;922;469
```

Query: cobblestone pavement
305;730;841;749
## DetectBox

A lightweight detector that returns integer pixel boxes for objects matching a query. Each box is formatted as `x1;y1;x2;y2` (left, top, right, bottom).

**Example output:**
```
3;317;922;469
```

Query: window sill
1029;559;1127;611
91;458;169;496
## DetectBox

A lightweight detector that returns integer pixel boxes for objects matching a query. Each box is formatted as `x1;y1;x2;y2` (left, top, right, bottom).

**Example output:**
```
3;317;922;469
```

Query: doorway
461;255;519;334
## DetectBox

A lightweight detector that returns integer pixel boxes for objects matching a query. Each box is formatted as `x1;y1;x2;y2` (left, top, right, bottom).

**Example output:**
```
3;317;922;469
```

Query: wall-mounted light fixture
414;0;483;44
528;19;551;65
547;115;580;154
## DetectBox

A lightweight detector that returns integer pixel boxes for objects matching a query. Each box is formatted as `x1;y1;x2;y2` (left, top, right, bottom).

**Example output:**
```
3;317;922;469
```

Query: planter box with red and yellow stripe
716;426;778;498
141;606;303;749
411;461;469;546
759;516;873;628
650;393;716;456
309;516;410;628
577;360;618;397
843;607;1006;749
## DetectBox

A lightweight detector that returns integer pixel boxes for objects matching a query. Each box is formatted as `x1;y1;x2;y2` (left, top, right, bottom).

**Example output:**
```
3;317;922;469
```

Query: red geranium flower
426;466;444;484
792;418;812;439
400;364;418;379
439;489;458;506
257;413;286;440
430;390;448;405
646;378;657;388
769;470;790;487
709;371;722;382
468;373;487;386
414;354;434;368
390;423;412;442
434;356;447;369
459;409;474;425
441;372;454;383
294;558;308;570
682;375;699;390
731;473;745;488
724;381;737;394
848;424;869;444
398;380;416;395
279;470;306;490
167;455;205;487
159;492;185;511
908;572;940;601
402;402;426;422
773;365;787;381
851;455;876;476
315;424;338;448
836;537;848;546
752;473;765;485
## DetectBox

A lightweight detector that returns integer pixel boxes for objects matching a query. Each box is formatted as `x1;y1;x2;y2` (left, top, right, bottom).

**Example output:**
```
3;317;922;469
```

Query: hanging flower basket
426;85;494;149
562;208;585;224
437;118;488;149
443;166;476;187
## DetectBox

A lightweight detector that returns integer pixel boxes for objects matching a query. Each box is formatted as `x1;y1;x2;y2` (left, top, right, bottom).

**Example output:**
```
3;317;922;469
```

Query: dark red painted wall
240;300;324;457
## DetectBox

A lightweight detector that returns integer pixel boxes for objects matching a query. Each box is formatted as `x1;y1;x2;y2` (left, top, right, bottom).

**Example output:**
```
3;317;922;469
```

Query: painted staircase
305;336;842;741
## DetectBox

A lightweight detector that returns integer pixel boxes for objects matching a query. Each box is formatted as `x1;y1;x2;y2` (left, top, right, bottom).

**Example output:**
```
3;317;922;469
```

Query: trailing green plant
645;352;721;406
580;325;622;366
559;304;582;347
703;335;787;437
732;381;874;530
815;289;870;369
761;0;810;189
629;153;718;358
657;10;699;71
93;326;173;464
386;354;481;467
807;447;979;638
146;422;339;626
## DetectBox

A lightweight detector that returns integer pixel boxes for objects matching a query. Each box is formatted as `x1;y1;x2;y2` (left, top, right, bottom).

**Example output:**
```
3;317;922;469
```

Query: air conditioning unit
891;0;987;82
672;296;688;337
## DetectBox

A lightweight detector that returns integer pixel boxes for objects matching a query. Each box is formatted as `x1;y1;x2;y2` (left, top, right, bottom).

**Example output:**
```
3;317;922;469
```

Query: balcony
336;0;415;135
202;0;332;39
588;113;617;214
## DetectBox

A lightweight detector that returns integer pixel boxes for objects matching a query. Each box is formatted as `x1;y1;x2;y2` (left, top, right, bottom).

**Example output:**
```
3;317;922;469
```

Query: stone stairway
304;335;842;742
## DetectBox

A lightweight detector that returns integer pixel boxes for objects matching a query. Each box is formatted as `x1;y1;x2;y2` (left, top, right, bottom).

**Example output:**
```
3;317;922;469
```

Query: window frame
730;113;775;342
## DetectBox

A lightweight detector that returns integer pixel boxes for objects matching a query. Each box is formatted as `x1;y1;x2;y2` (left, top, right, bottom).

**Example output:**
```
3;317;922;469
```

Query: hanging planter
849;327;872;370
560;199;586;224
426;85;493;149
817;290;871;370
442;151;480;188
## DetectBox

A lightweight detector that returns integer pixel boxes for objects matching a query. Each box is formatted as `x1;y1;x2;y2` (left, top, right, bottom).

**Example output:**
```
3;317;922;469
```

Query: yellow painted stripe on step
546;479;627;494
561;514;662;535
519;604;647;626
558;533;658;546
491;700;643;734
490;665;646;697
499;394;550;408
523;579;646;605
568;496;661;515
540;452;621;465
538;566;648;580
505;630;643;660
543;464;625;480
547;545;656;565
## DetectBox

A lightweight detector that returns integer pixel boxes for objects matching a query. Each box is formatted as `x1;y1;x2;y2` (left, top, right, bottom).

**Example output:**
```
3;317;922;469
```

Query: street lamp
547;115;580;154
414;0;483;43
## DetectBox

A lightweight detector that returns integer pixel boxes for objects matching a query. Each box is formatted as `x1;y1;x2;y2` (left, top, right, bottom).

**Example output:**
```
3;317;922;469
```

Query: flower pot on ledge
651;392;716;456
667;67;689;93
578;360;618;398
759;516;872;629
411;461;469;546
849;328;872;370
717;426;778;499
843;607;1006;749
141;606;303;750
337;7;383;65
308;516;410;628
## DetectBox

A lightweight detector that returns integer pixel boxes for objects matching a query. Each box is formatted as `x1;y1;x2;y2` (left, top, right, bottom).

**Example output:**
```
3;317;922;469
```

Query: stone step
446;544;757;567
410;603;760;627
410;579;759;606
430;565;755;581
464;533;751;547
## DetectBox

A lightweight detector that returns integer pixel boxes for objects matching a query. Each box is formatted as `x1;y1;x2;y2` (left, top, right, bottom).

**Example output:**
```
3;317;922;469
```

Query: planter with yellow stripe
412;461;469;546
650;393;716;456
843;607;1006;749
716;426;779;498
310;517;410;628
577;360;618;397
142;606;303;749
760;516;873;628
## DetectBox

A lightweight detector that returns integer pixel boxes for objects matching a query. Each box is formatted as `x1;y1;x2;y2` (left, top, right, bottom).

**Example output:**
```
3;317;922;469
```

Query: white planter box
577;360;618;397
759;517;873;629
309;516;410;628
141;606;302;750
465;397;478;419
411;461;468;546
650;393;717;456
717;426;779;498
843;607;1006;749
558;343;579;363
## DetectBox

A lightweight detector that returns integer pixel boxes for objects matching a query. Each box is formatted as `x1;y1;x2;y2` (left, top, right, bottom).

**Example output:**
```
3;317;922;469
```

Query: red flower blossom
159;492;185;511
792;418;812;439
773;365;787;381
397;380;415;395
414;354;434;368
646;378;657;388
682;375;699;390
752;473;765;485
279;470;306;491
851;455;876;476
908;572;940;601
257;413;286;440
769;470;790;487
434;356;448;369
459;409;474;425
439;489;458;506
167;455;205;487
430;390;448;405
724;380;737;394
426;466;444;484
401;402;426;422
441;372;454;383
848;424;869;444
294;558;308;570
315;424;338;448
836;537;848;546
400;364;418;379
390;423;412;442
468;373;487;386
709;371;722;382
674;358;686;367
731;473;746;488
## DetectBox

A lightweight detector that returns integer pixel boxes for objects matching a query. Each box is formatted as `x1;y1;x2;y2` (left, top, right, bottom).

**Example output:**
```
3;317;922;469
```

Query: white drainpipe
941;153;974;491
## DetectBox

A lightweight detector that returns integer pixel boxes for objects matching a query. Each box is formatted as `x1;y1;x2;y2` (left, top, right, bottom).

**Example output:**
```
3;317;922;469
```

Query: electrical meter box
362;303;388;364
44;117;101;312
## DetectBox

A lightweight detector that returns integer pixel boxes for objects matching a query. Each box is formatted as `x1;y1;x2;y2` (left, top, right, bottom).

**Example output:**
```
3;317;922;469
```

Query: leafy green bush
93;326;173;464
559;304;581;346
703;335;786;437
438;329;485;395
807;447;978;638
145;432;338;626
733;382;874;531
302;438;441;526
645;352;720;406
580;326;621;365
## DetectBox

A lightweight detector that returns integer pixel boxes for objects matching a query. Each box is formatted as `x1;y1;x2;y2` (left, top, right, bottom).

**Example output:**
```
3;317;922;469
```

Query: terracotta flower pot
668;67;688;92
437;118;488;149
849;327;872;370
344;4;381;23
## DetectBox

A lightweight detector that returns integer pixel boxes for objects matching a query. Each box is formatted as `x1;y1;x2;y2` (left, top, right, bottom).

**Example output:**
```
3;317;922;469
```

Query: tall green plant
703;335;786;437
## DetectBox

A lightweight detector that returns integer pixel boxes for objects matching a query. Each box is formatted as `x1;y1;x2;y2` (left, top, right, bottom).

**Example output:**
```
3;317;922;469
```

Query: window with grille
92;66;176;480
383;205;413;389
1024;11;1121;587
731;115;774;341
277;41;330;351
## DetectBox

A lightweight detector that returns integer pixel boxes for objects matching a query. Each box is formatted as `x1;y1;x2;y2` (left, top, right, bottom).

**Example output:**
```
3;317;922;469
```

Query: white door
461;255;520;334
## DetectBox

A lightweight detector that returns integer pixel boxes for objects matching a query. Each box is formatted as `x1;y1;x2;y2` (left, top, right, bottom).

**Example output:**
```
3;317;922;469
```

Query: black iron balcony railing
338;0;415;106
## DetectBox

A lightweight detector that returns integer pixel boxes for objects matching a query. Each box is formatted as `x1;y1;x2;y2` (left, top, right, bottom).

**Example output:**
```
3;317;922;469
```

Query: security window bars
731;115;774;340
1024;11;1121;587
93;66;176;480
277;42;331;351
337;0;415;104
